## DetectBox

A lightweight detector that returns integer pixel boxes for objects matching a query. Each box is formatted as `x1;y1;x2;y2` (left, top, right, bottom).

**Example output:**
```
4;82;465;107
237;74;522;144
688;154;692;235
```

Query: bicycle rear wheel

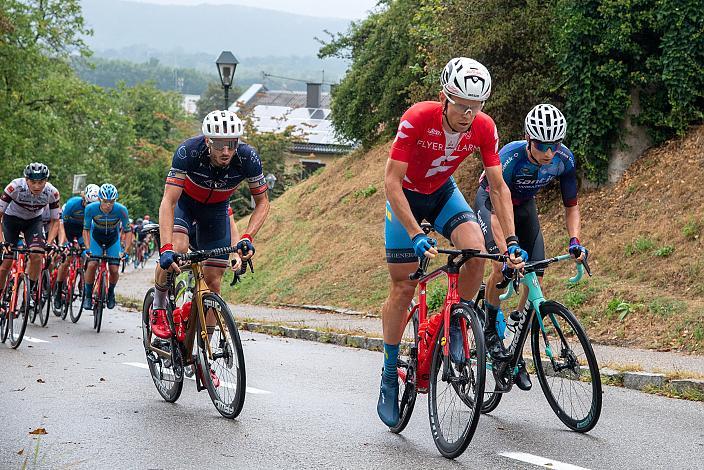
197;293;246;419
531;301;602;432
389;303;419;434
9;275;30;349
141;288;184;402
39;269;51;327
428;305;485;459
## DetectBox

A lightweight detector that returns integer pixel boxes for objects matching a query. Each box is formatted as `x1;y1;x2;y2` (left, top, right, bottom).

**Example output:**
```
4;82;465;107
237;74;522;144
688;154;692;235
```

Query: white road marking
122;362;271;395
500;452;590;470
23;336;49;343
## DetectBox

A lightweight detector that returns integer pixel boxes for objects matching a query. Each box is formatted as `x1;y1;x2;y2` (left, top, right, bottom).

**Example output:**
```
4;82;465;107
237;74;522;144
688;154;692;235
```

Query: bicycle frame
6;250;28;313
493;254;585;386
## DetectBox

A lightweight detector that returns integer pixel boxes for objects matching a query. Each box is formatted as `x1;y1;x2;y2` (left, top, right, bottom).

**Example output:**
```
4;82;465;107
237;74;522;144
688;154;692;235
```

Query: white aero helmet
525;104;567;142
84;184;100;203
202;110;244;138
441;57;492;102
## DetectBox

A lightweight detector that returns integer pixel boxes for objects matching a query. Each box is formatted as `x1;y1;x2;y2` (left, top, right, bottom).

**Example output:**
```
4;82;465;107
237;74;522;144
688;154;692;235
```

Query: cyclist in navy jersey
152;110;269;353
474;104;588;391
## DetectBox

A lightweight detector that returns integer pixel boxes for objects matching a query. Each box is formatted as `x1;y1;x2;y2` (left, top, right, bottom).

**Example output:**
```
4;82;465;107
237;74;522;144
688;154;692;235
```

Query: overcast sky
126;0;379;19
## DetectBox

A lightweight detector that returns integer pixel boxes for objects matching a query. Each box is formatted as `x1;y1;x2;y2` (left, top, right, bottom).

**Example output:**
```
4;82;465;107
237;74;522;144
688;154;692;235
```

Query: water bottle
496;308;507;339
504;309;521;343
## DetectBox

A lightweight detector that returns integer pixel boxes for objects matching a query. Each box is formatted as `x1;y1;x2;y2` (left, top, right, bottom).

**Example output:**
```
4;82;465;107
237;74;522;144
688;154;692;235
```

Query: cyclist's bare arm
565;204;581;241
0;211;4;243
58;220;67;246
242;191;269;238
82;229;91;252
46;217;60;245
384;158;429;242
229;212;242;271
484;165;523;268
158;184;183;248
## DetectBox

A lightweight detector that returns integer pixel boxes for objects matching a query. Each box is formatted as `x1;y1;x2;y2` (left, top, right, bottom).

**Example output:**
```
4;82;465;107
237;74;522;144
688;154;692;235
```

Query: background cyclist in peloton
82;183;130;310
0;163;60;309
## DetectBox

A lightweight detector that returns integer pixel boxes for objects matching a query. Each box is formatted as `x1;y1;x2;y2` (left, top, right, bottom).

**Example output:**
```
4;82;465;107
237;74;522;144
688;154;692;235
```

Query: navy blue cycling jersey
166;135;267;204
480;140;578;207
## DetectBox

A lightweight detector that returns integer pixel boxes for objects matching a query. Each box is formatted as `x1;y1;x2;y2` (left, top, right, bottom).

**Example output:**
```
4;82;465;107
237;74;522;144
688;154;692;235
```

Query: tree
196;81;243;120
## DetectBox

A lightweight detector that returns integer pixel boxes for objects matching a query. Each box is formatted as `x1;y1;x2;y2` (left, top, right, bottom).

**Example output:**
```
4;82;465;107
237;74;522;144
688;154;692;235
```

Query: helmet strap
526;140;541;165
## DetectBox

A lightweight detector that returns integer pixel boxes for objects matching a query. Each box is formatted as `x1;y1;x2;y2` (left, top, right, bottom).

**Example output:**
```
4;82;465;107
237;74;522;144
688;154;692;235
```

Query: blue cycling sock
382;343;399;383
108;283;116;295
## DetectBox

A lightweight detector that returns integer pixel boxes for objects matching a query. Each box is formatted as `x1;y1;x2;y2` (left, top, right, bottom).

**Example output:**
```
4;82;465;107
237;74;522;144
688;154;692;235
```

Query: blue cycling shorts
174;194;231;268
90;232;121;266
385;177;477;263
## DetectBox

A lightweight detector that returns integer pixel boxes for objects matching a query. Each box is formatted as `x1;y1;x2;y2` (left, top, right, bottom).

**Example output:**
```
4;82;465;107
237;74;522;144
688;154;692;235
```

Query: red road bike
0;244;40;348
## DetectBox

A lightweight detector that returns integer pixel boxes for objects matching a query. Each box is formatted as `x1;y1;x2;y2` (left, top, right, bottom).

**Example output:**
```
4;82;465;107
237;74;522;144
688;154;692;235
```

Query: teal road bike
476;253;602;433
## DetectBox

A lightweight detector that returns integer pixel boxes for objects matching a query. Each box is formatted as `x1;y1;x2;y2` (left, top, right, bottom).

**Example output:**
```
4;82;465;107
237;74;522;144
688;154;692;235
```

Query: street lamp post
216;51;239;110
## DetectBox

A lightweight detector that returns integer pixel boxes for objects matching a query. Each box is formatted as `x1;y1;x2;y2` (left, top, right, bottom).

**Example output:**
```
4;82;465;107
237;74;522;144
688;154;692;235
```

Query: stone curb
238;320;704;399
279;303;376;317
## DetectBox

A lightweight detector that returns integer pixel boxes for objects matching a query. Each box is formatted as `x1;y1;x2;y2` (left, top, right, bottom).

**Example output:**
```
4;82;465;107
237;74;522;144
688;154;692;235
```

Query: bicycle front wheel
94;271;107;333
390;303;419;434
69;269;84;323
39;269;51;327
9;275;30;349
197;293;246;419
531;301;602;432
0;283;11;343
428;305;485;459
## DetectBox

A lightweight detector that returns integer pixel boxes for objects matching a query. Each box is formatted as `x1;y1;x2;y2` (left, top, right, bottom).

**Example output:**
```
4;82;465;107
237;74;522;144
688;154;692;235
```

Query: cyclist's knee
389;278;416;301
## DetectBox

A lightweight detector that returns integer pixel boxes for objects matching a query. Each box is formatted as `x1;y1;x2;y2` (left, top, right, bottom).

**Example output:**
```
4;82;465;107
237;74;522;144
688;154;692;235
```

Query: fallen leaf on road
117;329;125;333
99;378;106;382
36;378;45;383
12;387;26;392
51;335;58;338
26;364;33;368
86;384;95;387
17;449;24;455
29;428;47;435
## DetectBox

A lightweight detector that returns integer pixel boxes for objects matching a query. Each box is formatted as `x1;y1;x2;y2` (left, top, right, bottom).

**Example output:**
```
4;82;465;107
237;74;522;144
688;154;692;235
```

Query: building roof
230;84;352;153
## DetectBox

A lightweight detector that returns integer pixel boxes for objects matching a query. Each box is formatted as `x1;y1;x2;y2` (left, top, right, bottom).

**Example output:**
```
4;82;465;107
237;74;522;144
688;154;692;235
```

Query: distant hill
80;0;350;57
79;0;350;90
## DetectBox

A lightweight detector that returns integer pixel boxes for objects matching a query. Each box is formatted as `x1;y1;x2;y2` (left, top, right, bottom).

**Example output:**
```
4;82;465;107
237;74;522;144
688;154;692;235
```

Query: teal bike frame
490;254;586;391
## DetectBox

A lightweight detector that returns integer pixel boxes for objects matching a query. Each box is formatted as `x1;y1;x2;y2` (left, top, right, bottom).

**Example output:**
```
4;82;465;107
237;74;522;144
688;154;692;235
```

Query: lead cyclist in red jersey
378;58;527;427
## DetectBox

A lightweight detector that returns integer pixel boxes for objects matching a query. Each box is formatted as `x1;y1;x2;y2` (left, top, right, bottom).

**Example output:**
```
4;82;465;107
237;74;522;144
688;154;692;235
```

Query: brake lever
581;257;592;276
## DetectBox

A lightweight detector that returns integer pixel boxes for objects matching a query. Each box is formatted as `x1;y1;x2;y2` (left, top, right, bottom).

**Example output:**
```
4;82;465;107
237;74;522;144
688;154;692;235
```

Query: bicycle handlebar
499;254;589;301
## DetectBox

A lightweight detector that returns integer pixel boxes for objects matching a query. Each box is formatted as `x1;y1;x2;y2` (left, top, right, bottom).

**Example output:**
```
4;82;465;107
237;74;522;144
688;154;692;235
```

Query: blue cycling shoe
376;373;399;427
449;315;466;364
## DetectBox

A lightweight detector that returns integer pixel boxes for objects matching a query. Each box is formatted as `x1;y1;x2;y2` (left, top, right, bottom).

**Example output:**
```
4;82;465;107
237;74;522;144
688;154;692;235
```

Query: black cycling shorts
474;188;545;276
2;214;45;248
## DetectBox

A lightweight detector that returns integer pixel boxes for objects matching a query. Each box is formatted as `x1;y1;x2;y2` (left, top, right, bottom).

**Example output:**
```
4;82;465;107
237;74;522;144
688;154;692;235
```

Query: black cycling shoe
484;328;510;362
515;359;532;391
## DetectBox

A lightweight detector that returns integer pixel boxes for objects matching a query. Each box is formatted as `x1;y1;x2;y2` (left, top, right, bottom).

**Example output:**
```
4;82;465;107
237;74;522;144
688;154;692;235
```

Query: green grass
654;245;674;257
625;236;655;256
648;297;687;317
353;184;377;199
426;281;448;312
682;218;701;240
605;297;640;321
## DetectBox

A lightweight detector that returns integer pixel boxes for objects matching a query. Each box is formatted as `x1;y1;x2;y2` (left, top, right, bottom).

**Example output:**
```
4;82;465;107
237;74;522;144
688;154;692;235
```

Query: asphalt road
1;303;703;469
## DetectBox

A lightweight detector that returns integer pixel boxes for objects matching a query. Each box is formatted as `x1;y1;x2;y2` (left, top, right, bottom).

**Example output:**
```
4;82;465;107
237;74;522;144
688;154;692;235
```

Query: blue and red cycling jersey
166;135;267;204
479;140;578;207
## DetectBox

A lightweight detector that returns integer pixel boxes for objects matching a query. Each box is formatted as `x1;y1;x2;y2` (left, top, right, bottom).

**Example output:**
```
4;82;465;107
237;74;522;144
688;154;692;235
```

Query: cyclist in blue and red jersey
378;58;527;427
82;184;130;310
474;104;588;391
151;110;269;353
53;184;100;311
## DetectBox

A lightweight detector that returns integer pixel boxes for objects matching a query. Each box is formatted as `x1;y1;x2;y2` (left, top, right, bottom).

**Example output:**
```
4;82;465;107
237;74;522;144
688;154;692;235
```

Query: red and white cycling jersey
0;178;60;220
390;101;500;194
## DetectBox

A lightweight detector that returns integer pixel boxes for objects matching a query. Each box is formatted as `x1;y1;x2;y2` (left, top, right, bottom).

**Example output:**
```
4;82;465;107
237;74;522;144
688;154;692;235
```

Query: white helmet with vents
202;110;244;138
440;57;492;102
524;104;567;142
83;184;100;203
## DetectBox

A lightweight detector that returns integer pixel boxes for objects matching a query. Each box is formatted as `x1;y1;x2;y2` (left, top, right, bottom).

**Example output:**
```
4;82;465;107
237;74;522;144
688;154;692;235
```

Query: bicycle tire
39;269;51;327
69;269;84;323
52;276;62;317
141;288;184;402
389;304;419;434
29;278;39;324
94;271;107;333
0;282;11;343
197;293;246;419
61;272;72;321
531;301;602;433
428;305;485;459
9;275;30;349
